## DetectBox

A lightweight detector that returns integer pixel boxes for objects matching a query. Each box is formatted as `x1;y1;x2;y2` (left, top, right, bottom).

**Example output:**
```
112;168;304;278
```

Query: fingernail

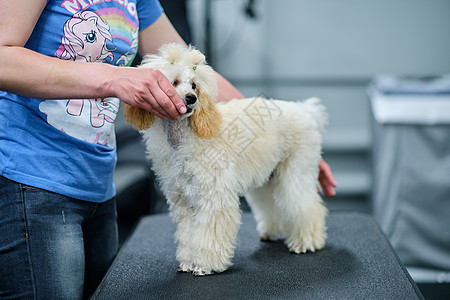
179;106;187;114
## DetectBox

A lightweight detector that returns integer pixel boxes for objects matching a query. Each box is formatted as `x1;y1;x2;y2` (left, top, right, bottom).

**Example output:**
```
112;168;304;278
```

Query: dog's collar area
163;118;189;149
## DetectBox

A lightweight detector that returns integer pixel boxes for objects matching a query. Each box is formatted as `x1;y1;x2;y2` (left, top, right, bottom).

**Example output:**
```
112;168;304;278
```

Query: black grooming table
91;212;423;299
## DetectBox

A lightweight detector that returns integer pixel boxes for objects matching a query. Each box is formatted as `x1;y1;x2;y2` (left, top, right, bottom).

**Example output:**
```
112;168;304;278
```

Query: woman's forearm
215;72;244;102
0;46;117;100
0;45;187;120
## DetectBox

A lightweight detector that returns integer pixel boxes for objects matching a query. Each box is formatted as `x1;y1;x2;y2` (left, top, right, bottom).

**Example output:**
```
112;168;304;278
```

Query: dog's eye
191;83;197;90
172;80;179;87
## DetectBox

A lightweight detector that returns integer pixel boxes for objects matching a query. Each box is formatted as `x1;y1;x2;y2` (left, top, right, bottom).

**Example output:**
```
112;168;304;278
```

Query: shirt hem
1;169;115;203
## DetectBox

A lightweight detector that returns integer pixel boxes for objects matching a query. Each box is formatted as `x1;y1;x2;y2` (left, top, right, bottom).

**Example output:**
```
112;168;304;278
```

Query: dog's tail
302;97;328;132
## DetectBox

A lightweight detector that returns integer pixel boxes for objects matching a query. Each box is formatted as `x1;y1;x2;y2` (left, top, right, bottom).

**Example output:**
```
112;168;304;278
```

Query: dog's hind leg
272;153;328;254
246;183;283;241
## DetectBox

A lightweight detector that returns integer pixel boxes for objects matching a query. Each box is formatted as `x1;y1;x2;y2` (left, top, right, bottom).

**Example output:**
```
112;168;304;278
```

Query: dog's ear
188;50;221;139
123;104;155;130
190;89;222;139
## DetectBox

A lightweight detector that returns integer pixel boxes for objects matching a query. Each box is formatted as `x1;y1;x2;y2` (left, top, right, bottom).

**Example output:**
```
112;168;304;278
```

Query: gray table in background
91;212;423;299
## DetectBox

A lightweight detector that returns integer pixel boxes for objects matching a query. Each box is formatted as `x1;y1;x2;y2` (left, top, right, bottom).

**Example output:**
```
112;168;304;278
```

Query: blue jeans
0;176;119;299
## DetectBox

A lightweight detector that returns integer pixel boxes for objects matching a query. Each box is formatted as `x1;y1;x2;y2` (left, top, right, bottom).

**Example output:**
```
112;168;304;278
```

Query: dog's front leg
167;193;196;273
174;206;196;273
189;199;241;276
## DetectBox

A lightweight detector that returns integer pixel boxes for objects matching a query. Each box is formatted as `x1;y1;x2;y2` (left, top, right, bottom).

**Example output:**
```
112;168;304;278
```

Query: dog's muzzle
184;93;197;114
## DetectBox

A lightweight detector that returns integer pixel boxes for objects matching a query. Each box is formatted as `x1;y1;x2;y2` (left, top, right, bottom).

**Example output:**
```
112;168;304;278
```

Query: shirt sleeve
137;0;164;31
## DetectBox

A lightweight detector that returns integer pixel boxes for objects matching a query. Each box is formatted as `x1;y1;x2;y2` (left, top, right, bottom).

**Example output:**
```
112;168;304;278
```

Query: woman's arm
0;3;185;120
216;72;244;102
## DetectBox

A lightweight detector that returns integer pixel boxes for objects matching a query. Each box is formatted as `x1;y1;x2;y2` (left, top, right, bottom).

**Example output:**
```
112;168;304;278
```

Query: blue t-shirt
0;0;163;202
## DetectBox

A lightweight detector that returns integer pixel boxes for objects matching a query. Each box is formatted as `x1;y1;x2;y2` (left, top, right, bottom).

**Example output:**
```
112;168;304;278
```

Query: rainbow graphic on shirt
96;7;137;46
96;7;139;66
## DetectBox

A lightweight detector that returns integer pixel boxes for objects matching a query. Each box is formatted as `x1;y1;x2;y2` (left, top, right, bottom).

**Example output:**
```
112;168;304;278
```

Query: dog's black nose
185;93;197;105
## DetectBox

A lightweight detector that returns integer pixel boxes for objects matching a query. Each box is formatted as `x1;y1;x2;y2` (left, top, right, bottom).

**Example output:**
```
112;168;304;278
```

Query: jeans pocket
20;184;45;192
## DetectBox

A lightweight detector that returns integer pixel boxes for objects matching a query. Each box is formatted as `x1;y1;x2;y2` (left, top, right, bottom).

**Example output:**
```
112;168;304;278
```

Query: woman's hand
108;67;186;120
318;160;337;197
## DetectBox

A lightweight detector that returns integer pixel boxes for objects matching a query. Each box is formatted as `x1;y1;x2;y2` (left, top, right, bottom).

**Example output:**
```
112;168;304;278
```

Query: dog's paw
193;266;212;276
289;245;308;254
260;234;278;242
177;263;193;273
286;230;326;254
178;263;213;276
287;241;321;254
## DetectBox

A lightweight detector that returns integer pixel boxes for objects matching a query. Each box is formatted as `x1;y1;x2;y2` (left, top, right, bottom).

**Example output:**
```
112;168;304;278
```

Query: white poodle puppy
124;44;328;276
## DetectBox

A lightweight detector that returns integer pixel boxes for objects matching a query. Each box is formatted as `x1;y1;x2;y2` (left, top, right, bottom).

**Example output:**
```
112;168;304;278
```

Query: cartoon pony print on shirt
39;10;119;147
55;10;115;62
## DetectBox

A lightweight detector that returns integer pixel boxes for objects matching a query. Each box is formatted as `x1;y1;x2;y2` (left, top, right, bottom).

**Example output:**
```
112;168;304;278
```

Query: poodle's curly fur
124;44;328;276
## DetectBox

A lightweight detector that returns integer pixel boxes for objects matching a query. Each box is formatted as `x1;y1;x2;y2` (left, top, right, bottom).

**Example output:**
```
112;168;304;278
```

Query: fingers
157;75;186;115
116;68;187;120
318;160;337;197
141;93;171;120
149;73;186;120
147;88;177;120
